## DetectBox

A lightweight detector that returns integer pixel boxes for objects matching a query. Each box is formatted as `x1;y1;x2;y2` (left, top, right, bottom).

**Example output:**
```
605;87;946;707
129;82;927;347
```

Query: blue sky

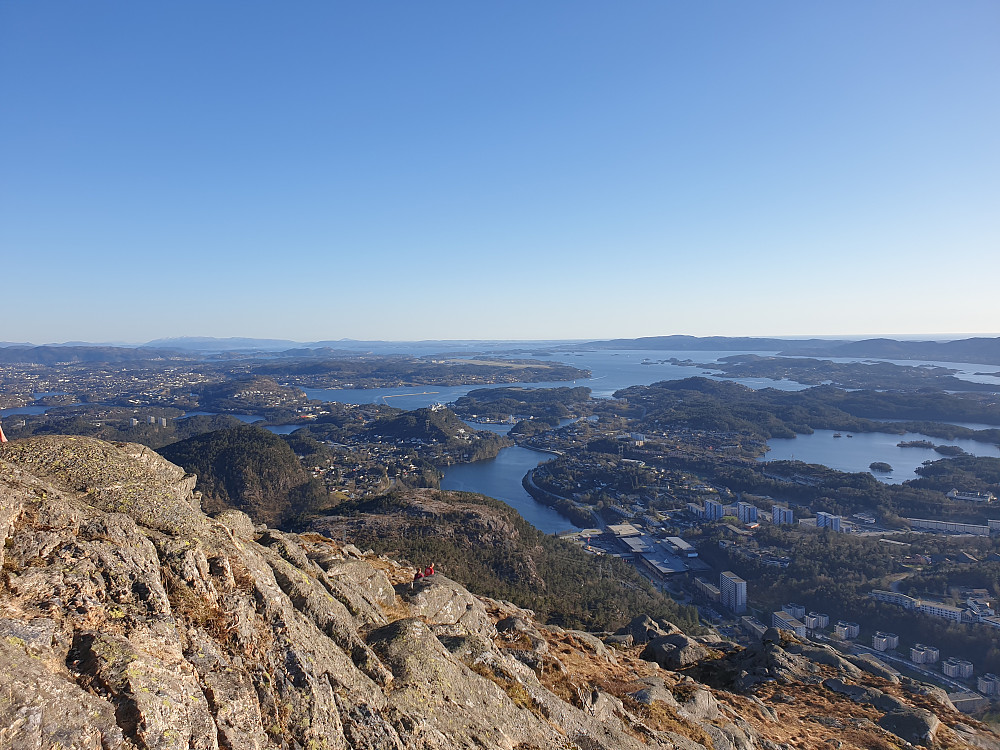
2;1;998;343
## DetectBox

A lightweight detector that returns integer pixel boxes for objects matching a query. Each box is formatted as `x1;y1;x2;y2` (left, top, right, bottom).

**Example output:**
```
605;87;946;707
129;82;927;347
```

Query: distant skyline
2;2;998;343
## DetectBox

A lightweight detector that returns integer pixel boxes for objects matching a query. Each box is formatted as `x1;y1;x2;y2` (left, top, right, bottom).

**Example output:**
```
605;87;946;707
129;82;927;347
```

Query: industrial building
665;537;697;557
905;518;990;536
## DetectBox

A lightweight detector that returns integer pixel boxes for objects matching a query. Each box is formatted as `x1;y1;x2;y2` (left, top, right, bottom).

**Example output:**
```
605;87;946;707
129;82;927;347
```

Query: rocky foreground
1;436;997;750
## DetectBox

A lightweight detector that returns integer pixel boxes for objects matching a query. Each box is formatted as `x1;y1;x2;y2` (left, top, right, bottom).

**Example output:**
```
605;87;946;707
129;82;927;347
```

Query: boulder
565;628;617;664
903;679;958;712
630;676;681;708
641;633;708;670
213;509;256;540
845;653;901;683
878;708;940;746
822;678;907;712
398;574;495;638
676;684;721;722
620;613;680;644
366;617;567;749
793;645;862;679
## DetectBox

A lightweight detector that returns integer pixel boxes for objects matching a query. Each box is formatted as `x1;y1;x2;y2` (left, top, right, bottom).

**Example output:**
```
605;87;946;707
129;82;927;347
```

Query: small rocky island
898;440;935;449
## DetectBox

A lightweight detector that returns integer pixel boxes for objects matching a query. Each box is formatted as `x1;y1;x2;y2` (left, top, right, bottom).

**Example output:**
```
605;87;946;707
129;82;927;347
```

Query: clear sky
2;1;998;344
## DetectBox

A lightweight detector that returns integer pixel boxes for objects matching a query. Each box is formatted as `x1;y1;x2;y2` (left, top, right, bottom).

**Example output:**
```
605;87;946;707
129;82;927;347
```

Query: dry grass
229;556;255;593
747;684;908;750
161;570;232;641
621;694;716;748
468;662;543;717
377;595;411;624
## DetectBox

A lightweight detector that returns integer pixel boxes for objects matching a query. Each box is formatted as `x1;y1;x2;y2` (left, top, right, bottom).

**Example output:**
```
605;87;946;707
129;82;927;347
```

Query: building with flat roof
872;632;899;651
906;518;990;535
803;612;829;629
871;589;920;609
978;673;1000;696
607;523;642;537
833;621;860;639
948;692;988;713
782;603;806;620
620;536;651;554
947;489;997;503
741;616;767;639
693;577;721;602
772;611;806;638
943;658;974;679
772;505;794;525
918;601;964;622
665;537;697;557
705;499;725;521
910;644;939;664
736;501;758;525
720;570;747;614
816;511;842;532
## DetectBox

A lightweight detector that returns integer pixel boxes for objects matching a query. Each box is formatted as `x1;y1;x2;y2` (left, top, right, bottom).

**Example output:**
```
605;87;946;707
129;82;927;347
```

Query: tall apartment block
720;570;747;614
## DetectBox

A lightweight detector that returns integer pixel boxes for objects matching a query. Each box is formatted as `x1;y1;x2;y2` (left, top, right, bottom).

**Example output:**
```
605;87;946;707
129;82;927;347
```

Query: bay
0;405;51;417
302;349;808;410
262;424;302;435
459;419;514;436
440;446;583;535
761;429;1000;484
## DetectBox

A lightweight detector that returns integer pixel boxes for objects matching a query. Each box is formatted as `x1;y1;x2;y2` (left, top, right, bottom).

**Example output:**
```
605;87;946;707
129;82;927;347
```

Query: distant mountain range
778;337;1000;364
0;345;187;365
145;336;304;351
580;335;849;352
581;335;1000;365
3;335;1000;365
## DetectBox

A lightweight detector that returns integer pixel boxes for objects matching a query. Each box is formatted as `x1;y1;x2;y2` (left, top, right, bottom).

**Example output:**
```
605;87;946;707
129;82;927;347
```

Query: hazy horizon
5;331;1000;350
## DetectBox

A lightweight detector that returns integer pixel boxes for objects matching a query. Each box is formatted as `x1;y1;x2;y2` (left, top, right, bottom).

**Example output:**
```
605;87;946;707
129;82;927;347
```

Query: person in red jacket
0;422;7;443
423;563;435;578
